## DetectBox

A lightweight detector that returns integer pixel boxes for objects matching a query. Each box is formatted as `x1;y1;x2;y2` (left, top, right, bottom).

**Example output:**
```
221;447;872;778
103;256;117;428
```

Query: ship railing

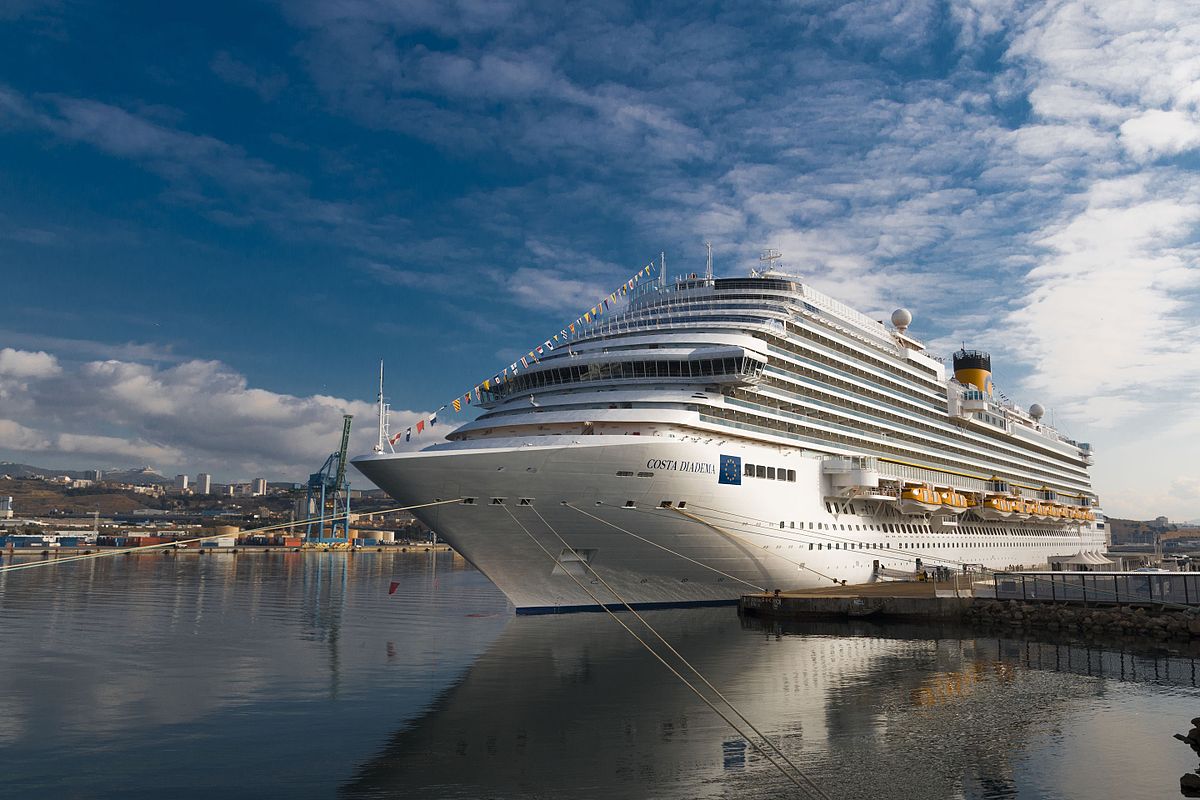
796;284;897;343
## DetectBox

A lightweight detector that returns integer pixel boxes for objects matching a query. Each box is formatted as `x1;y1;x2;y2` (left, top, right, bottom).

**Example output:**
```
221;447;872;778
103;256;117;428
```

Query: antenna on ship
757;249;782;276
659;251;667;289
704;241;713;280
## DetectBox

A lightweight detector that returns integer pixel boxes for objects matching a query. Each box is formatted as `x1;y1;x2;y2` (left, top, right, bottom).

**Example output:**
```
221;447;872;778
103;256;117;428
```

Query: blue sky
1;1;1198;520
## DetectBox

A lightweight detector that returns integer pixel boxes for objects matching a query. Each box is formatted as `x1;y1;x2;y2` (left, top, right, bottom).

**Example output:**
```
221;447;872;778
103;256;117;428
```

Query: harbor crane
304;414;354;543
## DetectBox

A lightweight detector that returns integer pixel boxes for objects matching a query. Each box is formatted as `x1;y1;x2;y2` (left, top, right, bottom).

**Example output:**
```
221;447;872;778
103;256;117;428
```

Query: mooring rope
564;502;765;592
505;503;829;798
0;499;464;574
669;505;842;584
550;503;832;799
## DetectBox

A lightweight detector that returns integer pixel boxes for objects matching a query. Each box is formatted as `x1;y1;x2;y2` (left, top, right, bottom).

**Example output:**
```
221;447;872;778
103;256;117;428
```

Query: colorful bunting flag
392;256;659;441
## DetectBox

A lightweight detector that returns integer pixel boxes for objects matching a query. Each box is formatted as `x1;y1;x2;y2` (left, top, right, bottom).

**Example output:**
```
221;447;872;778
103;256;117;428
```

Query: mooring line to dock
564;502;765;592
509;504;830;799
0;499;464;575
669;506;842;584
554;503;832;798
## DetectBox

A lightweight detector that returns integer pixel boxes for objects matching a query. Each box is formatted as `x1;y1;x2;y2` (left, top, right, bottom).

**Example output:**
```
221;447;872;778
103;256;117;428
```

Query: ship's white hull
353;436;1106;613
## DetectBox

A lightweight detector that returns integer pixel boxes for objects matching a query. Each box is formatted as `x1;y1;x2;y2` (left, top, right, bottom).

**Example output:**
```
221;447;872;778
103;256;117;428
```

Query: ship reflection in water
343;610;1200;800
1;552;1196;799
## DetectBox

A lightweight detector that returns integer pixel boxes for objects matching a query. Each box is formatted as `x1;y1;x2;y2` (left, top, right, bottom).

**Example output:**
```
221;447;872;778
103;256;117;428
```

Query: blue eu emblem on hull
718;454;741;485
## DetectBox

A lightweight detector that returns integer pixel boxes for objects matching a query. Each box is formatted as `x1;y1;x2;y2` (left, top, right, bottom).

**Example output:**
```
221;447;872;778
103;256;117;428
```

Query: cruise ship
352;254;1105;613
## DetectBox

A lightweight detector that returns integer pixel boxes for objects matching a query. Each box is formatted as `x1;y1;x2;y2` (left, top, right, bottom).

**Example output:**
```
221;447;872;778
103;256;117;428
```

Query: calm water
1;550;1197;799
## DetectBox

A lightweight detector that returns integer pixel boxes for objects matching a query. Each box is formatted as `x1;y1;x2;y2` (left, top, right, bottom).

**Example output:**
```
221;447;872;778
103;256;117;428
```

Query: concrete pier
740;581;973;622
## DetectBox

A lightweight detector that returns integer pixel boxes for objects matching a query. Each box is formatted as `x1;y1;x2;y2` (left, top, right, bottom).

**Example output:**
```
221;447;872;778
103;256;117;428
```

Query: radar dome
1029;403;1045;420
891;308;912;332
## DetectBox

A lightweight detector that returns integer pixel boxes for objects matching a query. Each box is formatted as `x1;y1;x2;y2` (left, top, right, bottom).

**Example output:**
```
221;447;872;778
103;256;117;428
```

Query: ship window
490;498;505;505
744;462;754;477
767;467;776;480
789;522;794;528
756;465;766;479
660;500;672;508
779;521;785;528
809;543;813;550
624;500;636;508
461;498;476;505
616;471;634;477
787;470;796;482
776;469;786;481
637;471;654;478
517;498;534;506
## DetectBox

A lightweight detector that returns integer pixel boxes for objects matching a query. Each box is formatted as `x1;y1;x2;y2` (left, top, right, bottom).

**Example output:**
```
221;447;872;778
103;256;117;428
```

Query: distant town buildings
195;473;212;495
174;474;189;492
1;497;13;520
85;469;103;481
252;478;267;496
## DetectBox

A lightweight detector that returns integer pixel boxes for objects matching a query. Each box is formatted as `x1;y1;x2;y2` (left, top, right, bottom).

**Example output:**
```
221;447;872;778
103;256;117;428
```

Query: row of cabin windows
801;539;1075;551
743;463;797;482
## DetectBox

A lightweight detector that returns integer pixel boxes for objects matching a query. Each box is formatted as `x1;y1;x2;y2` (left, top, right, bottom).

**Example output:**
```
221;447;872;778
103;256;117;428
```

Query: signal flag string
386;260;660;450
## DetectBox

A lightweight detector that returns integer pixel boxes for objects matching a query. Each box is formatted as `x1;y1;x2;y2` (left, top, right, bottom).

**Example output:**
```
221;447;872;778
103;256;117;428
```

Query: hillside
0;462;170;484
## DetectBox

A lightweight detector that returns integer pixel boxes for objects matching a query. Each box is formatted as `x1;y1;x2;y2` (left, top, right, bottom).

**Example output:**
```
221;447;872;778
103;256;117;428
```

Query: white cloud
1119;109;1200;161
0;347;61;378
0;354;429;480
0;419;51;450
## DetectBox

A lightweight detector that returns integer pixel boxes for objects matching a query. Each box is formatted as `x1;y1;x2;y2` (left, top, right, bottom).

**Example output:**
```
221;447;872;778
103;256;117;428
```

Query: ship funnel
953;348;992;396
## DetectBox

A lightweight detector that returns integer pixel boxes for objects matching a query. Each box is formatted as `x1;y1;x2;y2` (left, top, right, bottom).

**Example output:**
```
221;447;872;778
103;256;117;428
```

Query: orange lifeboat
976;494;1013;520
899;484;941;514
937;487;969;515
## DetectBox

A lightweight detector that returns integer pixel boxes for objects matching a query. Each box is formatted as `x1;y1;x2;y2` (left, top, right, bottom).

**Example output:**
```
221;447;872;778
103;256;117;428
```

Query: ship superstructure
354;255;1104;612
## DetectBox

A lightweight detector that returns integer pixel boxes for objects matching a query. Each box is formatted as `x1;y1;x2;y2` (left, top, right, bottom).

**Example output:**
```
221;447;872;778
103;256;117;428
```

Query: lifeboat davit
899;484;941;515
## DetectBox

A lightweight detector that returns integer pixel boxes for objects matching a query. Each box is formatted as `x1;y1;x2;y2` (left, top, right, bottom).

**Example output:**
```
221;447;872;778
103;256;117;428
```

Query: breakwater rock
967;599;1200;640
